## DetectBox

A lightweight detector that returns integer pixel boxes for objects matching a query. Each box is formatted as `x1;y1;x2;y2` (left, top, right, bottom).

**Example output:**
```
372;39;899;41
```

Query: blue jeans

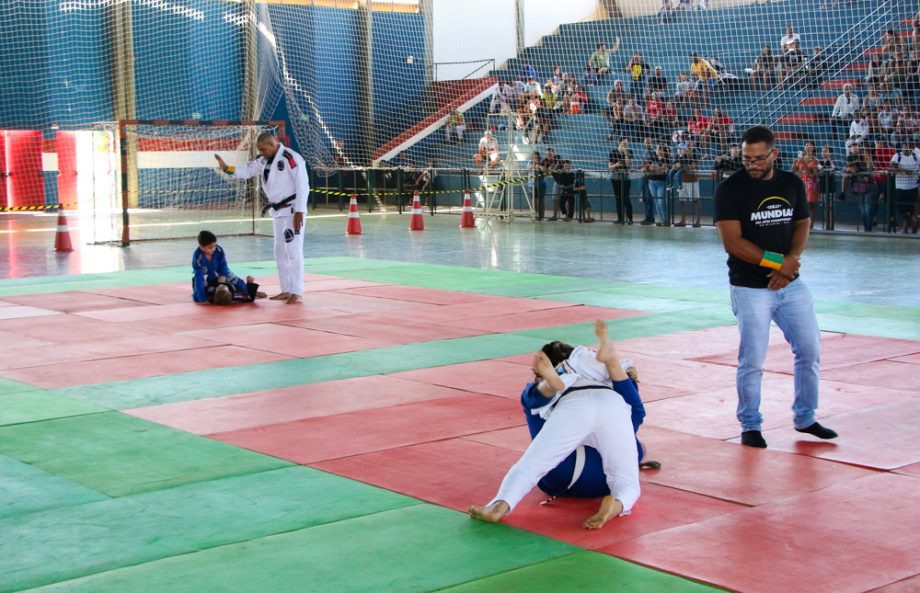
648;179;667;222
730;280;820;432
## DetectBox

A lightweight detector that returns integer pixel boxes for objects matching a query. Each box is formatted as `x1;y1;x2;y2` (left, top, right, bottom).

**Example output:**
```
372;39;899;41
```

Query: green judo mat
0;412;289;497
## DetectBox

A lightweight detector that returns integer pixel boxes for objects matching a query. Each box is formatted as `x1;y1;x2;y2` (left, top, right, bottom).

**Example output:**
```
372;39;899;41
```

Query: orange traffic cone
54;206;74;253
346;193;362;235
409;191;424;231
459;190;476;229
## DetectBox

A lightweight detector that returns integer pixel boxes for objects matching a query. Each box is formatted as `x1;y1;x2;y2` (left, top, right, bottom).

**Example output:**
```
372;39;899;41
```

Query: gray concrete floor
2;209;917;307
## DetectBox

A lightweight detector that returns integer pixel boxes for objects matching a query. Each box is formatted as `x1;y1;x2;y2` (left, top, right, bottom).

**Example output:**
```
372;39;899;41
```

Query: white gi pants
272;213;305;296
490;387;640;513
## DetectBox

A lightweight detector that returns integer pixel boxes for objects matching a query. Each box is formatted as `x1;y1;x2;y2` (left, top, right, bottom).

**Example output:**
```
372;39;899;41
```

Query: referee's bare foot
285;294;302;305
583;496;622;530
468;500;509;523
269;292;291;301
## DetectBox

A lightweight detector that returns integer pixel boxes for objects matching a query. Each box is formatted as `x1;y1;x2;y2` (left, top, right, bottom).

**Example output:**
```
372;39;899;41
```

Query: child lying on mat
192;230;266;305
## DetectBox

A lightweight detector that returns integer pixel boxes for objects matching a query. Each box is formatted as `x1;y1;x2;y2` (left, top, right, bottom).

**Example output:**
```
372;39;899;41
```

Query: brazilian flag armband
759;250;783;271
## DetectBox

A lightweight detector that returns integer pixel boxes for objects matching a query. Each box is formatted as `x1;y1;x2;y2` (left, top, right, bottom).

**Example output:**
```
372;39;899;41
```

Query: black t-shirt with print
714;168;810;288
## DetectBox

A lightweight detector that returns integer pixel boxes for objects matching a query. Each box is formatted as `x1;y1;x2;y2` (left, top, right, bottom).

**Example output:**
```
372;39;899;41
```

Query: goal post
91;119;285;245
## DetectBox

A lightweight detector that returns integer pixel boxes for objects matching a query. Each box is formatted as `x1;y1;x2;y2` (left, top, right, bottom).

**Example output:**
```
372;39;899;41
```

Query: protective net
0;0;918;233
87;121;277;243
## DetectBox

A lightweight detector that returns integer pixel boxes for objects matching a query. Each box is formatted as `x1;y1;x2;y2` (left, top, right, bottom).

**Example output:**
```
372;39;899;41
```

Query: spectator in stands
394;151;413;169
552;160;577;221
877;100;897;140
647;67;669;97
878;81;904;109
843;144;877;232
886;51;910;89
529;151;546;221
474;130;499;170
642;144;670;225
882;29;906;59
544;148;563;220
674;72;692;106
521;61;538;82
780;25;800;55
645;92;664;140
831;83;860;139
626;52;651;100
890;142;920;233
609;138;634;224
689;52;719;104
589;43;611;76
489;83;510;114
445;110;466;144
572;84;590;113
749;45;776;91
818;145;837;202
866;54;886;87
552;66;564;85
662;100;679;130
674;144;701;227
624;99;642;141
846;111;870;150
780;40;806;88
793;141;821;227
864;85;883;112
805;46;827;89
688;108;710;153
522;78;542;102
709;107;734;153
894;106;918;145
714;144;743;179
658;0;674;24
873;139;895;229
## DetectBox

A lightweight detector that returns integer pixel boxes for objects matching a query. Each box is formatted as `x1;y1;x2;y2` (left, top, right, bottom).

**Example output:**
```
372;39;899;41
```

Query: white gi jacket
232;145;310;218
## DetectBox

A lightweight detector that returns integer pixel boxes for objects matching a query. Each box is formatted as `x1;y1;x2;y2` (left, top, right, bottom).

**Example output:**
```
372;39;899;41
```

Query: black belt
261;195;296;217
549;383;614;412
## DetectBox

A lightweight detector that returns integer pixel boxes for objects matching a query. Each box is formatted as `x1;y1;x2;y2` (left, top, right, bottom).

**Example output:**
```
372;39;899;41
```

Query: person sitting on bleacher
474;130;499;171
831;84;860;140
674;72;692;105
647;67;669;98
714;144;743;180
749;45;776;91
588;42;611;76
689;52;719;103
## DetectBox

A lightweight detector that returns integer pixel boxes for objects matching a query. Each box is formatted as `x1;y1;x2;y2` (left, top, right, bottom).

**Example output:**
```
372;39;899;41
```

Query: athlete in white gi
469;320;641;530
215;132;309;304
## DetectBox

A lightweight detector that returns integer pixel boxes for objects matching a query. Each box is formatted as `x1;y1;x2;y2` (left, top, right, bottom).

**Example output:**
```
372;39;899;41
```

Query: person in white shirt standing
890;142;920;233
215;132;309;304
831;84;860;140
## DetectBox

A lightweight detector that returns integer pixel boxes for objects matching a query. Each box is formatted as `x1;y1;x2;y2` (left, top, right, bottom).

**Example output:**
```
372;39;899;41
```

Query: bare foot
594;319;615;364
582;496;623;530
285;294;302;305
255;291;268;299
468;500;509;523
269;292;291;301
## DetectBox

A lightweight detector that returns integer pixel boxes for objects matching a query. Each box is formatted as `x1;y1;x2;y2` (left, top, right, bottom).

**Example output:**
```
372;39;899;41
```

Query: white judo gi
231;145;310;296
490;346;641;514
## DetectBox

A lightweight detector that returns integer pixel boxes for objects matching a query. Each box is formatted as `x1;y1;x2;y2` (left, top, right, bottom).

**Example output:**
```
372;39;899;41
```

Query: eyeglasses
742;151;775;164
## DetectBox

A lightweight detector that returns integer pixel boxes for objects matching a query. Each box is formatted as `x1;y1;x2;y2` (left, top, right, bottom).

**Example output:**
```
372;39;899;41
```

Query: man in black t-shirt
713;125;837;449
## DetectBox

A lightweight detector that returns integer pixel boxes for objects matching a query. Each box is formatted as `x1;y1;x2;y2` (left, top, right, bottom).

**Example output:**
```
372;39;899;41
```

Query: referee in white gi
215;132;309;304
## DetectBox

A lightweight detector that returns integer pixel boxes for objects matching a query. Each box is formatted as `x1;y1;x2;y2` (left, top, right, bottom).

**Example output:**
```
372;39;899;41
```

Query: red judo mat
342;284;498;305
697;334;920;373
820;360;920;392
312;438;744;551
603;473;920;593
2;344;290;389
211;395;522;465
894;462;920;478
281;315;489;343
643;375;912;440
867;576;920;593
126;375;469;435
87;283;198;305
760;398;920;470
453;305;644;334
389;359;538;399
2;291;151;313
180;323;395;358
461;425;873;506
0;333;217;371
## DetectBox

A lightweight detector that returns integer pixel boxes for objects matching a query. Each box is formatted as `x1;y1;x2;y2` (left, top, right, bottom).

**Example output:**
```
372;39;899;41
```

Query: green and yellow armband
223;166;236;175
759;250;783;271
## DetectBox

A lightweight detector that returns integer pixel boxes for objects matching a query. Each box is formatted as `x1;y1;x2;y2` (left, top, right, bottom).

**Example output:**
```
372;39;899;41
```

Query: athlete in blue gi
192;230;265;305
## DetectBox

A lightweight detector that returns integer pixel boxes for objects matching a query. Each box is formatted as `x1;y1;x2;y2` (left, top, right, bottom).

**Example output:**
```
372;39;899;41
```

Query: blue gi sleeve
613;378;646;433
214;246;231;278
192;249;208;303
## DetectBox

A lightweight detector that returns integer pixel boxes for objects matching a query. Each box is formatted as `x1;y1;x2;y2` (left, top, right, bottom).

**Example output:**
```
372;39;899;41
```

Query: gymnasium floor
1;211;918;593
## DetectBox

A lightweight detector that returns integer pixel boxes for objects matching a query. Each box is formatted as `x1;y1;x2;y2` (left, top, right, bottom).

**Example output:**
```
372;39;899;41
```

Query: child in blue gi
192;230;265;305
